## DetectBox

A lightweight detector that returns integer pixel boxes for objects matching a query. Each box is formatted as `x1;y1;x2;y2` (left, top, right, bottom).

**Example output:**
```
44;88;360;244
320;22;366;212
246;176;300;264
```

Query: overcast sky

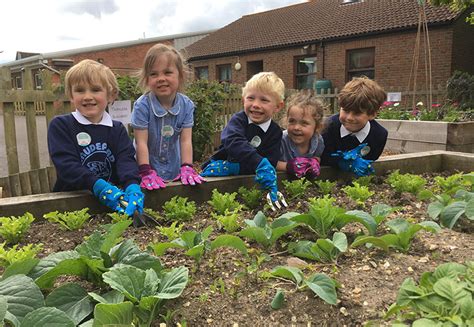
0;0;306;64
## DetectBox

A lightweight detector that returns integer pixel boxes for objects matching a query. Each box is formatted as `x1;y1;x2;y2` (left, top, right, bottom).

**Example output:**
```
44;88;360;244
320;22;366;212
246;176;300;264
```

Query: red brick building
2;30;214;90
185;0;474;91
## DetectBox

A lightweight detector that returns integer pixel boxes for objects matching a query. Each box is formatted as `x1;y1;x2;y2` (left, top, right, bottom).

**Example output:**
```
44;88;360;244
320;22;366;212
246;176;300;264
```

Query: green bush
116;75;142;102
447;71;474;110
185;80;235;161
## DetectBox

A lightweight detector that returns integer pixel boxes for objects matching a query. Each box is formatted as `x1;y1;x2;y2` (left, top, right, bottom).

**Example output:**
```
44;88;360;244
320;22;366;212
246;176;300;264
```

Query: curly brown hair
281;90;326;134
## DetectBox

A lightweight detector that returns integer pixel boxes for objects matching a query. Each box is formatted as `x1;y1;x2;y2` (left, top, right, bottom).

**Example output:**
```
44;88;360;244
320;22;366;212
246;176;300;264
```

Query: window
347;48;375;81
195;66;209;80
295;56;317;89
15;76;22;90
217;64;232;83
34;72;43;90
247;60;263;80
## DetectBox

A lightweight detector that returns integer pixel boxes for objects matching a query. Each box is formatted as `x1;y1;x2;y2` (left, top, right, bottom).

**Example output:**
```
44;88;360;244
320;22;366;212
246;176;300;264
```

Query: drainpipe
320;41;325;79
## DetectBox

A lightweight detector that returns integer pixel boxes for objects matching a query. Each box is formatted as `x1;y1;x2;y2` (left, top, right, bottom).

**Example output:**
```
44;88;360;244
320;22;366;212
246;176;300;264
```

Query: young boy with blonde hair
201;72;285;202
321;77;388;176
48;59;143;217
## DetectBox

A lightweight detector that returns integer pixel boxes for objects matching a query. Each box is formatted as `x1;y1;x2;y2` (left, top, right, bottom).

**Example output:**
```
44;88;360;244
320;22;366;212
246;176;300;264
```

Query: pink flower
432;103;441;108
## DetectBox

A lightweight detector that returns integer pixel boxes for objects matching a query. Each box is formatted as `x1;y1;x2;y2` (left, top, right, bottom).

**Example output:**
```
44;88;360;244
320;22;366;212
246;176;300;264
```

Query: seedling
0;242;43;267
211;209;240;233
288;232;348;262
238;186;264;209
208;189;242;215
0;212;35;244
386;170;427;195
428;189;474;228
157;221;184;241
44;208;91;230
314;179;336;195
282;178;312;200
342;182;374;207
163;196;197;222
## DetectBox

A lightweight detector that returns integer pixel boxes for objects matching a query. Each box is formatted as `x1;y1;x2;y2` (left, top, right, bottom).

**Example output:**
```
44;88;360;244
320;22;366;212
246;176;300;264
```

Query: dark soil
14;171;474;326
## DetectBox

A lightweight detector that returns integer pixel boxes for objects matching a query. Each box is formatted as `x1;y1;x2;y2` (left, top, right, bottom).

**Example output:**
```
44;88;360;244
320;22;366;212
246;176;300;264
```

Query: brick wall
65;39;174;75
189;26;461;91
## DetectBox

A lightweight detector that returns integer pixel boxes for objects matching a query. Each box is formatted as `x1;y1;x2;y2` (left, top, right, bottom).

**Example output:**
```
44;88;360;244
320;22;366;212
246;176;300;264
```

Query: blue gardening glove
331;143;375;177
123;184;145;216
92;179;126;214
255;158;278;201
200;160;240;177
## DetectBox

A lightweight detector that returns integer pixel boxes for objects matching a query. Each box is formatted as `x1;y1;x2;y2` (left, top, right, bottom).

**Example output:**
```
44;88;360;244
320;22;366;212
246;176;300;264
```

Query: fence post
3;101;19;175
25;100;40;170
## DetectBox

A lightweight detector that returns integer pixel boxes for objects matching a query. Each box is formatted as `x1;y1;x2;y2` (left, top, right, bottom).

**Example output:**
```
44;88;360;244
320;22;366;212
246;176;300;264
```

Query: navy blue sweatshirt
321;114;388;166
47;114;140;192
207;110;282;174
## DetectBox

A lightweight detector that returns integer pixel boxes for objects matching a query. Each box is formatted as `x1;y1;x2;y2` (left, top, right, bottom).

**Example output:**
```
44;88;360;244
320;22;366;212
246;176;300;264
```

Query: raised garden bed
379;120;474;153
0;151;472;326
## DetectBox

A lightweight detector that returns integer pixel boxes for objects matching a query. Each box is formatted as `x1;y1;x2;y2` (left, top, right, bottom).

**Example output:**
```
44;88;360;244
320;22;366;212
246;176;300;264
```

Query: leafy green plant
208;189;242;215
163;196;196;222
446;70;474;109
314;179;337;195
288;232;348;262
289;195;377;238
116;74;141;102
282;178;312;200
262;266;338;305
157;221;184;241
43;208;91;230
342;182;374;206
0;212;35;244
238;186;263;209
239;211;299;250
351;218;441;253
434;172;472;196
186;79;232;160
0;242;43;267
212;209;240;233
387;170;427;195
428;189;474;228
354;175;374;187
150;226;248;265
107;212;130;223
98;265;189;327
385;261;474;326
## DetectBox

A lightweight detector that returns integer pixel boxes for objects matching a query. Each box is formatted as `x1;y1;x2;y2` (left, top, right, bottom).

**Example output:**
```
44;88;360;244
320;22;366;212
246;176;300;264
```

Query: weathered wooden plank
3;102;19;174
0;90;58;102
0;177;10;198
8;174;21;197
38;168;50;193
25;101;40;170
47;166;57;190
18;172;32;196
29;169;41;194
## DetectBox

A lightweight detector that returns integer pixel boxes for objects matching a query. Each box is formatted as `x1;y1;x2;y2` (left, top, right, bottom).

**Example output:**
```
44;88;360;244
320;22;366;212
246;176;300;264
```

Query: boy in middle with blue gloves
201;72;285;204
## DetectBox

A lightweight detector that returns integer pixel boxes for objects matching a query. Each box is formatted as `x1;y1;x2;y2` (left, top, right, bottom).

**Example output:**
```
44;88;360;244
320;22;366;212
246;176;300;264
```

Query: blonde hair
242;72;285;103
282;90;326;134
65;59;118;101
137;43;187;92
338;77;386;115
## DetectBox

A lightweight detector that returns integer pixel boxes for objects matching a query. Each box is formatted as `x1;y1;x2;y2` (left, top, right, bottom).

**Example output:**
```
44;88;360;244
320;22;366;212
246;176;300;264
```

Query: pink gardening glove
173;164;206;186
286;157;320;178
139;164;166;190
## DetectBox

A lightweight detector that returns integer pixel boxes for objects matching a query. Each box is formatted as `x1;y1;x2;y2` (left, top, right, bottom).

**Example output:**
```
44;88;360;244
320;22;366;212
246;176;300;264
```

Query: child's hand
351;157;374;177
92;179;126;214
122;184;145;216
286;157;320;178
200;160;240;177
174;164;206;186
139;164;166;190
330;144;374;176
255;158;278;201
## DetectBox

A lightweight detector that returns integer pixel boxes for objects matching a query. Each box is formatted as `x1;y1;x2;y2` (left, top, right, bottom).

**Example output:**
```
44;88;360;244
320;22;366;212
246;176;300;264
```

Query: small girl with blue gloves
131;44;205;189
276;91;325;178
48;59;143;217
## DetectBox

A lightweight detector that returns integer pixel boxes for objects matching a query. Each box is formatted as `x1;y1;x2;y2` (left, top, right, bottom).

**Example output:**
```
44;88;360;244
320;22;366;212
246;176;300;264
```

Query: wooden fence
0;79;446;198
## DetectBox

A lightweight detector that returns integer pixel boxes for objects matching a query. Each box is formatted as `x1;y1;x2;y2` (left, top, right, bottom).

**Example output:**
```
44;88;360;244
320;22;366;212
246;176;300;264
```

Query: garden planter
1;150;472;218
378;119;474;153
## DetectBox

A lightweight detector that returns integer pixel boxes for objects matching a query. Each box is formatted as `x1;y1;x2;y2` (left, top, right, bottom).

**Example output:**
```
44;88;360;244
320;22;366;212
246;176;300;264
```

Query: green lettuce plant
288;232;348;262
212;209;241;233
262;266;338;305
351;218;441;253
238;186;264;209
314;179;336;195
385;261;474;326
208;189;242;215
342;182;374;207
386;170;427;195
43;208;91;230
289;195;377;238
163;196;196;222
0;242;43;267
428;189;474;228
157;221;184;241
239;211;299;250
0;212;35;244
434;172;473;196
282;178;312;200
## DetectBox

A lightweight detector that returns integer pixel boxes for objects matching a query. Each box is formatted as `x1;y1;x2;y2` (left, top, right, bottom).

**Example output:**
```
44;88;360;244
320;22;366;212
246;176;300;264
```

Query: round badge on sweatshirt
76;132;91;146
361;145;371;156
162;125;174;138
250;136;262;148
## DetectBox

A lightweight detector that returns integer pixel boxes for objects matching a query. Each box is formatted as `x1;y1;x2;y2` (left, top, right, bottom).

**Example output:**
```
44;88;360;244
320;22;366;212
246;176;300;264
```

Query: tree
429;0;474;24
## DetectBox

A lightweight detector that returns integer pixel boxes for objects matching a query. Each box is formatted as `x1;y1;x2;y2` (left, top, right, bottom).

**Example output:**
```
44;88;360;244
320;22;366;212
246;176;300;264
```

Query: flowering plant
378;100;472;122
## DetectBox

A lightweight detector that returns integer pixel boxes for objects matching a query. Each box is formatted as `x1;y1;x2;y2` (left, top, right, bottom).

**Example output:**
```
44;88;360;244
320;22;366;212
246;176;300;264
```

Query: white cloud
0;0;305;64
